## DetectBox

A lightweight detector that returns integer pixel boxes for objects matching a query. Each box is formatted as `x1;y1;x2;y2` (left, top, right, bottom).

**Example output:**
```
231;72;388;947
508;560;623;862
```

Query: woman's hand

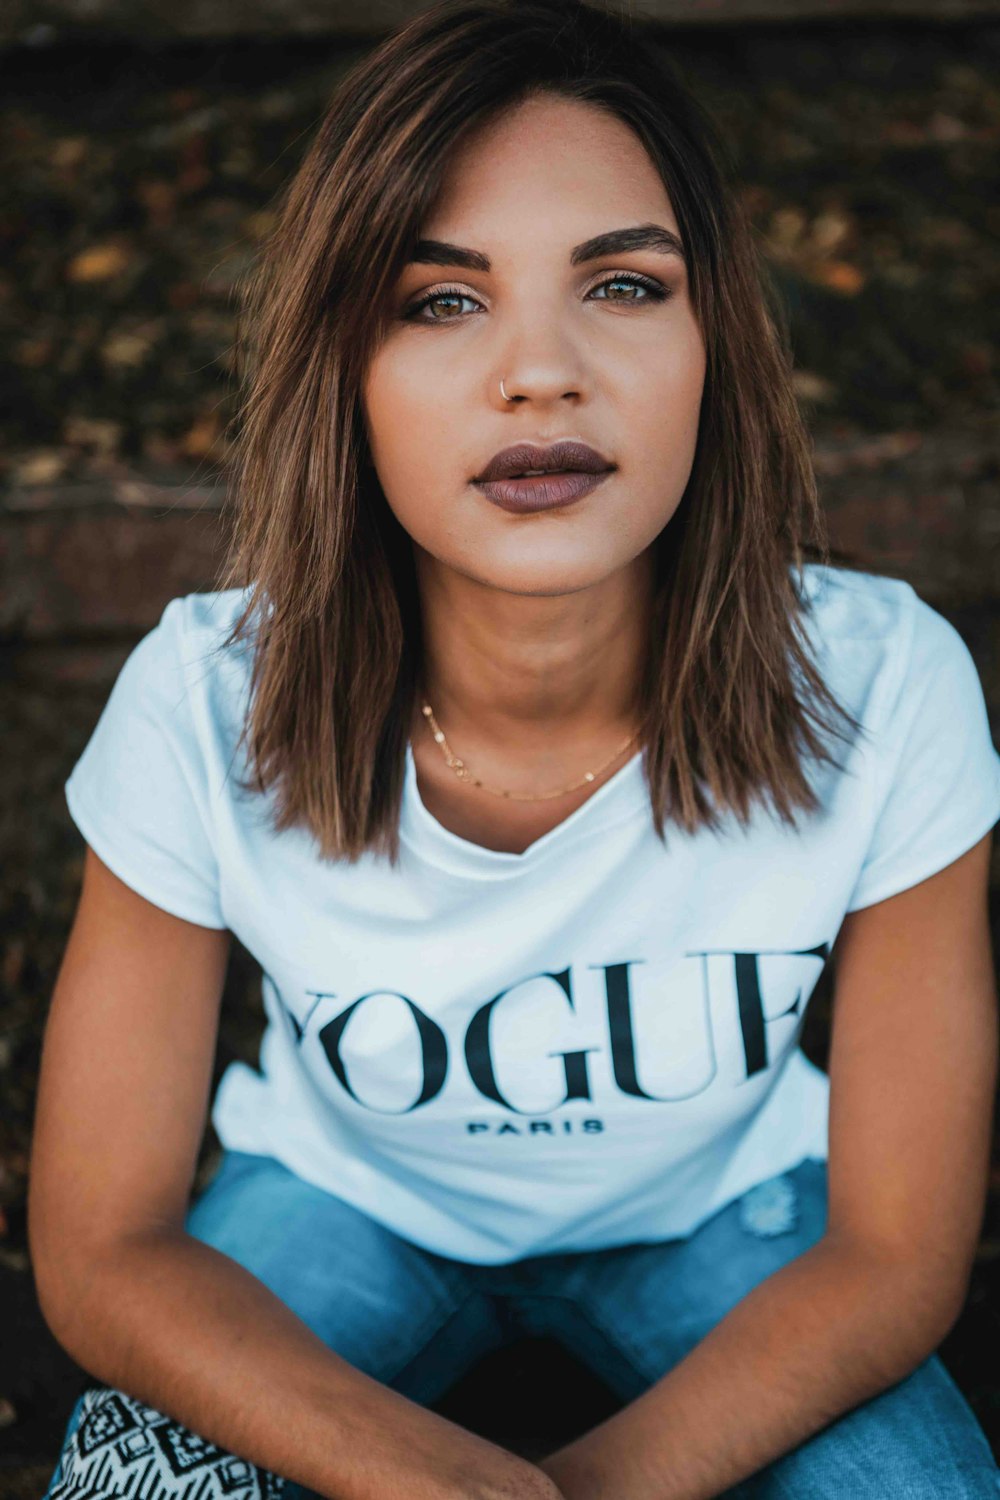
364;1387;565;1500
440;1422;569;1494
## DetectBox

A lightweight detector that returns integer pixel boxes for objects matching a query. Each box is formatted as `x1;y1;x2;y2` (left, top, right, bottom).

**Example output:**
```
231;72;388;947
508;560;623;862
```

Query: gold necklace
419;698;640;802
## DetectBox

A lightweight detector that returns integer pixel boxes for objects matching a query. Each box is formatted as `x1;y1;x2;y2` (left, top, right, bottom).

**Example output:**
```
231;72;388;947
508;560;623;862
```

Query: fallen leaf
15;337;55;367
66;242;132;283
136;178;177;229
928;111;966;143
769;207;808;248
808;260;866;296
63;415;123;456
100;330;153;369
180;410;222;458
12;451;67;486
792;370;836;404
810;211;853;254
243;210;278;240
50;136;87;171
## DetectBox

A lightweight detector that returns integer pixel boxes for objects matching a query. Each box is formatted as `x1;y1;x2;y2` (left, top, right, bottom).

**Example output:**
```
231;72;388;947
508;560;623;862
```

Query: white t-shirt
65;563;1000;1264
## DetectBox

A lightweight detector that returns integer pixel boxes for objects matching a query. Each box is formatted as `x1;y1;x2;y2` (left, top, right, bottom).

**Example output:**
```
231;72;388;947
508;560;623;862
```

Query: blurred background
2;0;1000;1492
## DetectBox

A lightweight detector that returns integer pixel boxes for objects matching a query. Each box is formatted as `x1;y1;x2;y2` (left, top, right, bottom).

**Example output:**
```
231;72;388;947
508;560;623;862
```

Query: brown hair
216;0;863;864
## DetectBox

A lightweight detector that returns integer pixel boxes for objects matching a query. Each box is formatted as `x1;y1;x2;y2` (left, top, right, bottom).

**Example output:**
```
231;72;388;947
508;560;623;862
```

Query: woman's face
362;91;707;599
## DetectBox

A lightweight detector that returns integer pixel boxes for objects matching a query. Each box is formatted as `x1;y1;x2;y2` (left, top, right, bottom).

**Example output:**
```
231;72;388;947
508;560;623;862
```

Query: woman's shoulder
795;560;994;787
88;588;260;770
135;586;258;701
797;560;974;689
796;560;920;646
64;587;258;928
159;586;256;655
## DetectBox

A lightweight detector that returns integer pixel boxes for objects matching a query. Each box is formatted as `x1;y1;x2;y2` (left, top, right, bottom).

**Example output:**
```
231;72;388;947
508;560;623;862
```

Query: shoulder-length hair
216;0;862;865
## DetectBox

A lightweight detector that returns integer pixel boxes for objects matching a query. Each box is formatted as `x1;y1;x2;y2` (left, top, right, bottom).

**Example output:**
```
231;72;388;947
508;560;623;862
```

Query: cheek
622;306;705;406
365;351;423;466
363;351;462;538
365;330;471;431
614;322;706;483
364;349;413;469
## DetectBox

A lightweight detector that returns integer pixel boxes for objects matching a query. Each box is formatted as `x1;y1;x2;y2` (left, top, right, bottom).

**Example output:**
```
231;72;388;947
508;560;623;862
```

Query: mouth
474;438;613;482
471;438;615;514
473;469;613;514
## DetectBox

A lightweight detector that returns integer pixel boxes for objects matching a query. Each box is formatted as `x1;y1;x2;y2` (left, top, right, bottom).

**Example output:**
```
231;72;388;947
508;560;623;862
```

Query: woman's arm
29;850;562;1500
538;830;998;1500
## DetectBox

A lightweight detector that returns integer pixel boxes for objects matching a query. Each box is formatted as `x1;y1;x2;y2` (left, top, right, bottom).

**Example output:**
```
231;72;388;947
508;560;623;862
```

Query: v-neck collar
399;739;648;878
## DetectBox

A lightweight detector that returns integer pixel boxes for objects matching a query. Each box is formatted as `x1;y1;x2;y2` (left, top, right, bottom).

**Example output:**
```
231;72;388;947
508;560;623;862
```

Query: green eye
402;271;671;322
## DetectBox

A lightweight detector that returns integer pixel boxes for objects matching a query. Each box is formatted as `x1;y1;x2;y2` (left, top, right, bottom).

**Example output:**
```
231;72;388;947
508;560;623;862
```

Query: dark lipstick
472;439;615;514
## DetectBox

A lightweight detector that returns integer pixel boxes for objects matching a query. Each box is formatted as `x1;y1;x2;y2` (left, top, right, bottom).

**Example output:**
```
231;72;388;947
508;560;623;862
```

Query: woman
30;1;1000;1496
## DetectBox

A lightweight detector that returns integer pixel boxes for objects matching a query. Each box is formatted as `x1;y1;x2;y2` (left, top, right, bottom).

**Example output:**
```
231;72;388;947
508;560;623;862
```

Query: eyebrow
407;223;686;272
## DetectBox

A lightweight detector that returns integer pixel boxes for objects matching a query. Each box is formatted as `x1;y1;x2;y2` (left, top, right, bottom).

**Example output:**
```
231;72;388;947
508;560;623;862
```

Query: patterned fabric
47;1385;287;1500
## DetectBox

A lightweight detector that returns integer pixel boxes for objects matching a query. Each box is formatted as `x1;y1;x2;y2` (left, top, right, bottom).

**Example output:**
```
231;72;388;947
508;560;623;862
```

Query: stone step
2;428;998;640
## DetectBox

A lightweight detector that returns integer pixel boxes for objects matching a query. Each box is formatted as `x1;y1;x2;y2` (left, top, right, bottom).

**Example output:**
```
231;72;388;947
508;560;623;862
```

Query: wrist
512;1466;567;1500
481;1456;566;1500
537;1433;611;1500
434;1427;565;1500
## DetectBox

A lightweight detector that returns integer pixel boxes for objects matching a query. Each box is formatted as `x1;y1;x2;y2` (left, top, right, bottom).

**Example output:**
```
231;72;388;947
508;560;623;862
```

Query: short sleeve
65;597;227;928
846;594;1000;911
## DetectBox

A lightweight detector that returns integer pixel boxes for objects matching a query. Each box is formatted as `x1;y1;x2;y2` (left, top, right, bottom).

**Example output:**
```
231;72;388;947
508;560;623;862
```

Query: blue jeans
42;1150;999;1498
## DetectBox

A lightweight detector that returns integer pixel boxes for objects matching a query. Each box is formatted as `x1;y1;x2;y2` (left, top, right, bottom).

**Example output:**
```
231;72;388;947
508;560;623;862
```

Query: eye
400;270;672;323
403;285;484;322
588;271;671;304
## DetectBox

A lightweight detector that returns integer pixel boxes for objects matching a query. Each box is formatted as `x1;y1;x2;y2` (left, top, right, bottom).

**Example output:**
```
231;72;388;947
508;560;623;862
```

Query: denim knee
737;1172;799;1239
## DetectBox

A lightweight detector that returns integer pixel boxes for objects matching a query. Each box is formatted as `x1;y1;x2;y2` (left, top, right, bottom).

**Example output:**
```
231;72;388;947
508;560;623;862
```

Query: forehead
422;93;678;240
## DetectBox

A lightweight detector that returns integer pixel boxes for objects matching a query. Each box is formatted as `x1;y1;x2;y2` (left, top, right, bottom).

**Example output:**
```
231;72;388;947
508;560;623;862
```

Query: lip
471;437;615;514
474;438;613;482
474;469;612;513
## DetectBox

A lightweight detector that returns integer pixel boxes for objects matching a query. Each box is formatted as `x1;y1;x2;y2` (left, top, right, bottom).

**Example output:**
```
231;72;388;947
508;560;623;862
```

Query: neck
412;547;655;766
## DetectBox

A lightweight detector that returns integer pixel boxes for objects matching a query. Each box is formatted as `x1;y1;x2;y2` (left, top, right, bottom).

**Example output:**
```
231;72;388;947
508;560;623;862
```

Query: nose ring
499;376;513;402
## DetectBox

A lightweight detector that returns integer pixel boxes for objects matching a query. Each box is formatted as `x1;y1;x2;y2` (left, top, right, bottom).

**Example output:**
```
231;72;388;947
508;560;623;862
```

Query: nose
494;377;581;407
490;319;587;409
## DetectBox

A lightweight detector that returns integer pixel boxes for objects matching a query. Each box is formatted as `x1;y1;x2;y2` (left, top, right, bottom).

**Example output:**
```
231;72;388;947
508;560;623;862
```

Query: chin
461;554;628;598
